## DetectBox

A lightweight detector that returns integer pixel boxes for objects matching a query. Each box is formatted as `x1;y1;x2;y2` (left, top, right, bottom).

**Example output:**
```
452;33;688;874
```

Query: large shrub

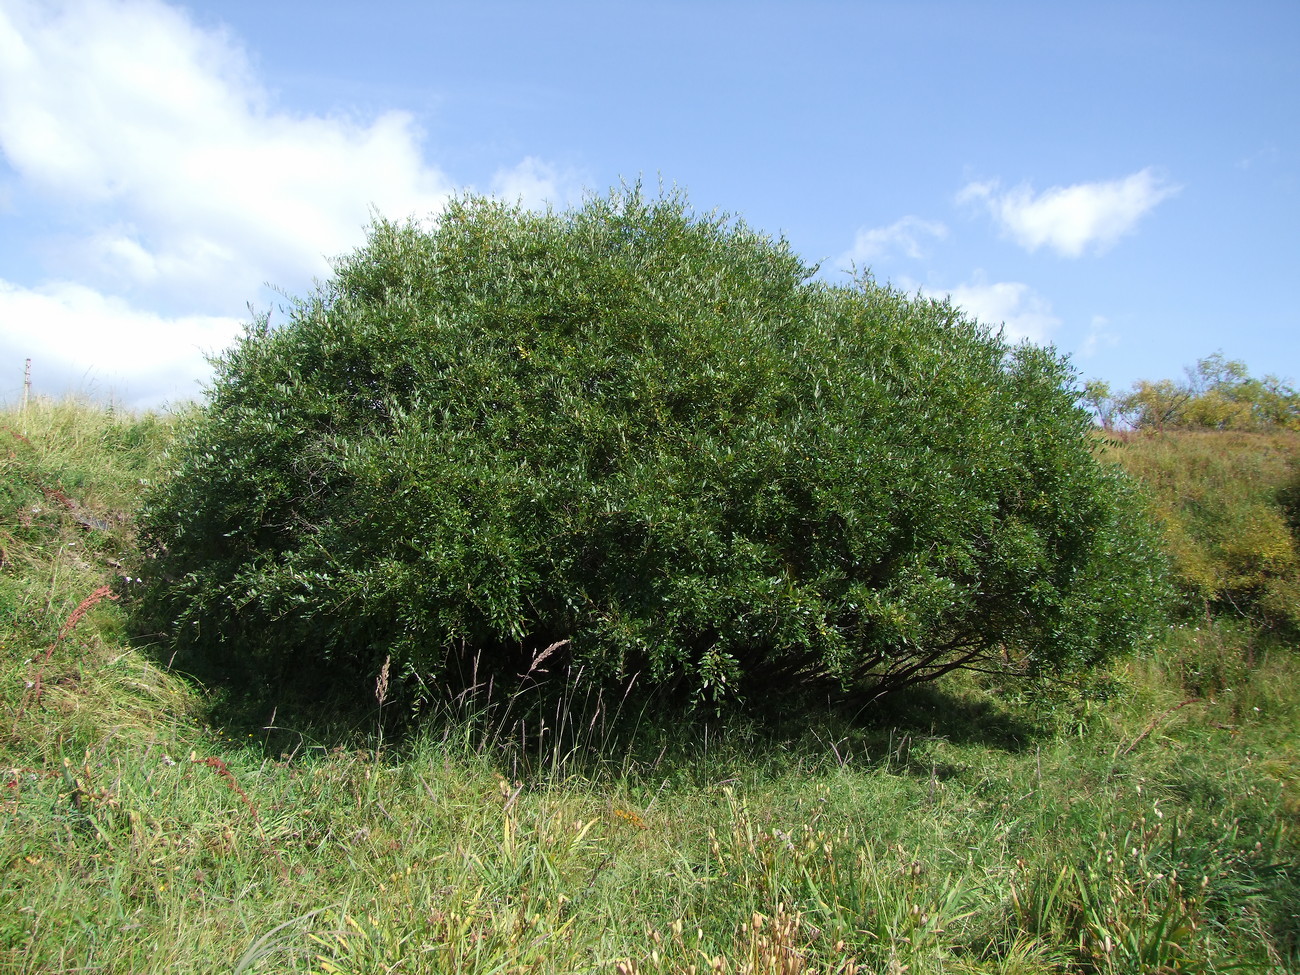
137;189;1167;709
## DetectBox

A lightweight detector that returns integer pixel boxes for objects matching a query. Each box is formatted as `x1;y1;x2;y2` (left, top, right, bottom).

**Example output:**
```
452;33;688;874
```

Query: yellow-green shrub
1106;430;1300;631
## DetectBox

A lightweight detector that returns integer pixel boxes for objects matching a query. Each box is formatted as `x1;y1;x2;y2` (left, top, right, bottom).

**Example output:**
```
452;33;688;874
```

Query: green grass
2;400;1298;973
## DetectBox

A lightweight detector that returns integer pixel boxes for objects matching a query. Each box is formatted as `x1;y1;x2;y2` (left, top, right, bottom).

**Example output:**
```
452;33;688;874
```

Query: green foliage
1106;430;1300;632
137;187;1168;710
1081;378;1121;432
1098;354;1300;432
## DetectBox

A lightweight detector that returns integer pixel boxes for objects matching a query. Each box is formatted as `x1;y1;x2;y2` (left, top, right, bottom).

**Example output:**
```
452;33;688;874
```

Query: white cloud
957;168;1179;257
0;278;243;409
841;216;948;268
0;0;457;306
937;274;1061;344
491;156;587;211
0;0;480;405
1077;314;1119;359
0;1;588;406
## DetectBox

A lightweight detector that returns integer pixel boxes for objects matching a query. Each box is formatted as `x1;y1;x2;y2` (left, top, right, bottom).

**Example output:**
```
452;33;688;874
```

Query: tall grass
1;400;1297;973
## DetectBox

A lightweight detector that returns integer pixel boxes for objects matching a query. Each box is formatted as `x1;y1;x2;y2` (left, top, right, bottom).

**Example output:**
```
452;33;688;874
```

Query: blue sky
1;0;1296;408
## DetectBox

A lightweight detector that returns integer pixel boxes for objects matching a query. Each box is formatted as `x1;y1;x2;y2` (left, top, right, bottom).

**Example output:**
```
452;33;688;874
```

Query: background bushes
1104;429;1300;635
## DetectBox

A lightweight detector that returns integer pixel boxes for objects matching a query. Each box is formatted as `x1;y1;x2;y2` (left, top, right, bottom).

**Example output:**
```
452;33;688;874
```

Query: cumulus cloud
957;168;1179;257
0;278;243;409
491;157;587;211
841;215;948;268
0;0;576;405
938;274;1061;344
0;0;456;307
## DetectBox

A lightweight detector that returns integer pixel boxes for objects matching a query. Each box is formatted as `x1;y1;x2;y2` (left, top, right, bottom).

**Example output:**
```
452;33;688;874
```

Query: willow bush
136;188;1167;711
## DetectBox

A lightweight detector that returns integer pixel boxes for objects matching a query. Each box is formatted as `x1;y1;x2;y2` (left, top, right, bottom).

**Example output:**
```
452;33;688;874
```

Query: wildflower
614;807;648;830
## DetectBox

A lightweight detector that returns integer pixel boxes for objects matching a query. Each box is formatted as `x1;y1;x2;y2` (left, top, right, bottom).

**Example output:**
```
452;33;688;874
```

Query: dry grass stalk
375;654;391;707
19;584;119;719
1116;697;1199;757
524;639;569;678
192;753;259;820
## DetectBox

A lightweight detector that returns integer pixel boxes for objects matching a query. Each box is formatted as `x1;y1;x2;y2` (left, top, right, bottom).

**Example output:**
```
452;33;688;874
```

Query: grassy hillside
1103;430;1300;634
1;400;1298;973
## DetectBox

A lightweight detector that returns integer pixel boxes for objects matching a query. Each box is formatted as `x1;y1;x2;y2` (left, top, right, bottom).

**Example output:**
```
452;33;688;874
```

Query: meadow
1;398;1297;973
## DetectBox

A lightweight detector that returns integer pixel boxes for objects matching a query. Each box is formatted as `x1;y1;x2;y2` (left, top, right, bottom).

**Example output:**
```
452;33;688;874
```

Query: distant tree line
1084;354;1300;432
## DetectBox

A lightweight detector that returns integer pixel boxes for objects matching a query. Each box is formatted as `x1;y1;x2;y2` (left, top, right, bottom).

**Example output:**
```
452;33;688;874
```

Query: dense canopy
138;189;1167;709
